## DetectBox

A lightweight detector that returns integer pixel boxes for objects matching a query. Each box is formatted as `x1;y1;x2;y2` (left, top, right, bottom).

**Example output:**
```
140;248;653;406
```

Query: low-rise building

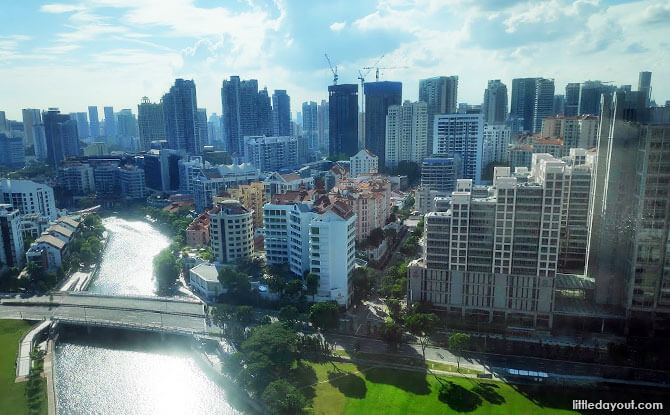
26;234;66;272
189;262;223;301
186;213;210;247
350;149;378;177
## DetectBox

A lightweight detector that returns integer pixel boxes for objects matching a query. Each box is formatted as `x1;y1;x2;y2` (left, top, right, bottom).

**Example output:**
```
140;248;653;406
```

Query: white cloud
330;21;346;32
40;3;85;13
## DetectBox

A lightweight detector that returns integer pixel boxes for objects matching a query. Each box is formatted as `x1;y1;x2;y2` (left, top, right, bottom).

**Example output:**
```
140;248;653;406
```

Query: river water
53;217;239;415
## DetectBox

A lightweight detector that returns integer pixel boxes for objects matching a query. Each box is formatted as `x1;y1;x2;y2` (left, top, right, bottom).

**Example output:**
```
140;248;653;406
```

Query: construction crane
358;54;385;145
362;65;409;82
324;53;338;85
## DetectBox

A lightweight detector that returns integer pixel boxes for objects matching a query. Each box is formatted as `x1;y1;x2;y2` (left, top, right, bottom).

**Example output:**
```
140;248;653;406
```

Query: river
53;217;240;415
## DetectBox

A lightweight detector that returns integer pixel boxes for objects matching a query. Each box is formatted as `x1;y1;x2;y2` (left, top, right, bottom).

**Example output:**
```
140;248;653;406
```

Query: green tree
400;235;420;257
212;304;234;328
235;256;264;277
305;273;319;302
351;267;374;306
366;227;385;247
153;248;180;292
262;379;307;415
218;266;251;295
284;279;303;299
448;332;472;370
385;298;402;321
241;323;298;390
234;305;254;324
279;305;299;324
380;319;404;351
405;312;439;357
412;217;425;238
308;301;340;331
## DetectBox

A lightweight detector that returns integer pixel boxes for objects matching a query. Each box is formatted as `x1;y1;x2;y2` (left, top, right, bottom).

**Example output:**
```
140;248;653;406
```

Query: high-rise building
433;113;484;184
88;106;100;137
264;198;356;306
137;97;166;151
317;99;329;153
116;109;138;138
533;78;555;133
0;179;57;221
408;158;565;329
57;162;96;195
163;78;202;155
419;76;458;155
208;200;254;264
42;109;80;166
103;106;116;136
196;108;208;147
578;81;616;116
328;84;359;157
272;90;291;137
511;77;554;133
74;112;90;138
118;165;147;199
364;81;402;166
553;94;565;116
225;182;265;229
22;109;47;160
565;83;581;116
385;100;428;168
0;134;25;168
0;204;24;269
0;111;7;134
586;92;670;333
244;136;299;172
420;155;460;193
349;149;378;177
482;80;508;124
221;77;273;155
541;115;599;150
638;71;652;107
302;101;318;150
482;124;511;168
207;113;222;146
257;87;273;136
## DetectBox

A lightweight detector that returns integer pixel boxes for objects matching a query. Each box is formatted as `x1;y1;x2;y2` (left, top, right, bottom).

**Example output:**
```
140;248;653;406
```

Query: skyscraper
419;76;458;155
137;97;166;151
196;108;209;147
74;112;90;138
553;94;565;116
0;111;7;134
586;92;670;334
385;101;428;168
272;90;291;136
533;78;555;133
329;84;358;158
22;108;41;148
433;113;484;183
163;78;202;155
221;77;273;155
364;81;402;166
221;76;241;154
302;101;318;150
564;83;580;116
638;71;652;107
116;109;138;139
482;80;508;124
578;81;616;116
88;106;100;137
317;99;329;153
103;106;116;136
42;108;80;166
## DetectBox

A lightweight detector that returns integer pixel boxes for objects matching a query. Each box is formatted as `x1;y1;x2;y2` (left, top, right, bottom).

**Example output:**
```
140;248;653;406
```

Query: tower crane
362;65;409;82
324;53;338;85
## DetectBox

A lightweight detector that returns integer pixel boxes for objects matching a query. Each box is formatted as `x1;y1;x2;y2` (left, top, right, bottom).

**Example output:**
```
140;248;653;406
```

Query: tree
279;305;299;324
367;227;385;247
212;304;234;328
241;323;298;390
305;273;319;302
351;267;374;306
385;298;402;321
234;305;254;324
266;273;287;295
284;279;303;299
448;332;471;370
262;379;307;415
235;256;264;277
412;218;425;238
380;319;404;351
218;266;251;296
405;313;439;357
153;248;180;292
308;301;340;331
400;235;420;257
383;227;397;241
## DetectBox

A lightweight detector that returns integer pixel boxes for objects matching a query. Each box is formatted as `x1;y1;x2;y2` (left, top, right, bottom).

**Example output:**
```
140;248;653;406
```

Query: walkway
15;320;50;380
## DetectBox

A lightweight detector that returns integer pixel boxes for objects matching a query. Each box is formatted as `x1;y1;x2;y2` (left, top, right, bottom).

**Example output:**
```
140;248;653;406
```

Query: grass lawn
0;320;47;415
292;360;579;414
333;350;482;375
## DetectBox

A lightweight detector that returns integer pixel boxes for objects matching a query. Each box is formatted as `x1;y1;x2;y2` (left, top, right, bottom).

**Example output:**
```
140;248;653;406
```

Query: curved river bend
53;217;238;415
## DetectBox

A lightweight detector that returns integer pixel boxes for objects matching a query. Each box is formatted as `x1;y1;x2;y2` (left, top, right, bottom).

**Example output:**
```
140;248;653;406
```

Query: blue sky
1;0;669;120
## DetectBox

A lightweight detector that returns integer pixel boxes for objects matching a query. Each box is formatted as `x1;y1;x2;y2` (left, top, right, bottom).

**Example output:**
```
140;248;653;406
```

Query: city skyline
1;0;669;120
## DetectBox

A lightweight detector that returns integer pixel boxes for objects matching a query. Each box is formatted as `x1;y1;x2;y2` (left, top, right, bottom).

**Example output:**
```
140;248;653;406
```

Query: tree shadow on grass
327;371;367;399
289;362;318;400
438;381;483;412
472;382;505;405
364;366;431;395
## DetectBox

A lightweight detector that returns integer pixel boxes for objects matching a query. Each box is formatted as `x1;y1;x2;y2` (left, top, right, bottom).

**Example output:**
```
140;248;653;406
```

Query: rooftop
47;224;73;239
57;216;80;228
35;234;66;250
190;263;219;283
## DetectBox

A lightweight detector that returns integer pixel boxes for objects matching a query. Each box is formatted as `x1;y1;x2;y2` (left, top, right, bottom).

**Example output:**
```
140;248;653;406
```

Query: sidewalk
15;320;51;381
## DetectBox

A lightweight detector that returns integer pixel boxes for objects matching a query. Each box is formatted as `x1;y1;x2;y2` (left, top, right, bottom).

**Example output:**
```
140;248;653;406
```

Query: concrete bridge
0;292;207;335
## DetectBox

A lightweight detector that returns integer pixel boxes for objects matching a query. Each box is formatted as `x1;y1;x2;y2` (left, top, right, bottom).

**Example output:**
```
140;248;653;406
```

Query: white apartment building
119;165;147;200
482;124;511;168
385;101;428;169
349;149;378;177
0;179;58;221
58;163;96;195
208;200;254;264
0;204;24;269
244;136;299;172
433;113;485;184
408;154;566;329
194;169;227;213
264;172;314;201
263;198;357;306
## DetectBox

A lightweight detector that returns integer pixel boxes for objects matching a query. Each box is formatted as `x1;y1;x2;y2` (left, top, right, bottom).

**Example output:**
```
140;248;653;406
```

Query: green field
0;320;47;415
292;360;580;414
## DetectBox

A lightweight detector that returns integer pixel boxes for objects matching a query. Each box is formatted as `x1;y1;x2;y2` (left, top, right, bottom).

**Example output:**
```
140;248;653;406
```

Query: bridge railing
52;316;205;336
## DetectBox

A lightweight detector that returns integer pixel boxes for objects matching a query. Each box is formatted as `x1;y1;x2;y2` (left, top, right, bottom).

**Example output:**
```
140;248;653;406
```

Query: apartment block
208;200;254;264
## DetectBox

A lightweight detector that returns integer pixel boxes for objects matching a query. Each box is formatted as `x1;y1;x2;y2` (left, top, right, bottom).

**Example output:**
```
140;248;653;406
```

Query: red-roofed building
186;213;210;247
